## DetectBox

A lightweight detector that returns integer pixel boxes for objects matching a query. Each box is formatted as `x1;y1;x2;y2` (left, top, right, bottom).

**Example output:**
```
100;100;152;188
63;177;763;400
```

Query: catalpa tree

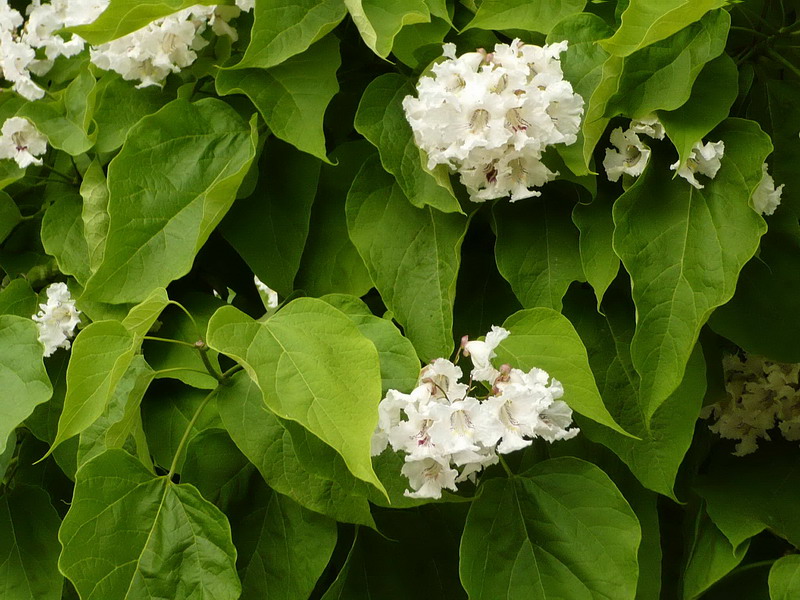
1;0;799;598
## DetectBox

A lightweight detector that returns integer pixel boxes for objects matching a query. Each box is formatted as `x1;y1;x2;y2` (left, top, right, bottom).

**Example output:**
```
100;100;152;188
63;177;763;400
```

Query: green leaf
769;555;800;600
83;98;258;303
67;0;222;45
296;141;374;297
392;17;451;70
232;0;346;69
207;298;385;494
0;484;63;600
220;137;321;297
613;119;770;420
79;159;109;274
695;444;800;550
321;294;420;394
59;449;241;600
465;0;586;34
496;307;627;435
0;278;37;318
216;36;340;161
41;189;92;285
660;53;738;167
344;0;430;58
121;287;170;338
49;320;136;454
572;193;619;308
606;10;730;120
600;0;727;56
231;477;337;600
355;73;461;213
216;373;375;526
564;286;707;498
346;156;468;361
76;355;155;468
460;457;640;600
0;316;53;455
547;13;618;175
494;187;584;311
92;73;169;154
0;191;20;243
681;507;748;600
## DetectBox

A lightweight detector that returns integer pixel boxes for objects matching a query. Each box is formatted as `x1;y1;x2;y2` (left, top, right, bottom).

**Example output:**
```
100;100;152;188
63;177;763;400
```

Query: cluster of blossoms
701;354;800;456
603;115;782;214
31;282;81;357
372;326;579;499
603;115;725;189
0;116;47;167
0;0;253;98
402;40;584;202
90;2;252;88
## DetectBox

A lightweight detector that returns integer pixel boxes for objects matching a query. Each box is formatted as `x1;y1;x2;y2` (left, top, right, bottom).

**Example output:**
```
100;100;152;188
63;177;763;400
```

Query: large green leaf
321;294;420;394
600;0;727;56
681;507;749;600
465;0;586;34
572;193;619;307
220;138;320;297
296;141;374;298
346;156;468;361
79;160;110;274
231;477;338;600
41;189;92;285
0;279;37;318
207;298;385;494
0;316;53;455
495;307;626;435
769;555;800;600
606;10;730;120
613;119;770;420
0;191;20;243
59;449;241;600
67;0;222;44
216;373;375;526
392;16;451;70
660;53;738;167
494;188;584;311
233;0;345;69
460;457;640;600
0;484;62;600
83;98;257;303
547;13;618;175
564;288;706;498
48;320;136;454
344;0;430;58
216;36;340;161
355;73;460;213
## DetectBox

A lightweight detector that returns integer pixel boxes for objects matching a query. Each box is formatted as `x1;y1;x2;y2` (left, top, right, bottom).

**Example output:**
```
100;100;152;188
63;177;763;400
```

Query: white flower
751;163;783;216
402;456;458;499
0;117;48;168
630;115;665;140
253;275;278;309
403;39;583;202
463;325;510;382
32;282;81;357
427;396;504;456
603;127;651;182
235;0;255;10
670;140;724;189
418;358;468;401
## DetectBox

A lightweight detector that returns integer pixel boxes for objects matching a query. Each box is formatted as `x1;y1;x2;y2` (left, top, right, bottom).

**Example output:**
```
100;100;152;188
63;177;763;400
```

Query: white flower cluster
603;115;725;189
89;2;251;88
752;163;783;216
0;116;47;167
701;354;800;456
402;40;584;203
0;0;254;97
372;326;579;499
32;282;81;357
0;0;106;100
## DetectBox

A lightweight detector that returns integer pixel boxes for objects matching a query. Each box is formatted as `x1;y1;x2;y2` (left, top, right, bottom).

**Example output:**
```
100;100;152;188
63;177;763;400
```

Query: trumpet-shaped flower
32;282;81;357
603;127;651;182
670;140;724;189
